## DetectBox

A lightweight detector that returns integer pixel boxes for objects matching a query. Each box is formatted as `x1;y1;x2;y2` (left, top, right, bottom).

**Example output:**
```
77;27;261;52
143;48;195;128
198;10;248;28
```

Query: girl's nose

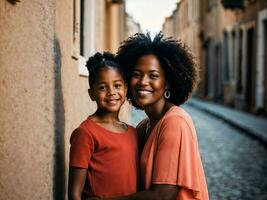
107;87;116;95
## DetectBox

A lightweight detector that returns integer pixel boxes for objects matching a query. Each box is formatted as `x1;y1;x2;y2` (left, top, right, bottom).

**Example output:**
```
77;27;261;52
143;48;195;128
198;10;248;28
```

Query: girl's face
130;54;167;109
89;67;127;113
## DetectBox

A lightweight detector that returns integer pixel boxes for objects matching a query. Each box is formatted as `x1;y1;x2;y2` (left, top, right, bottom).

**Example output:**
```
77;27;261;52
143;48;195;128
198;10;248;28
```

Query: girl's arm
88;184;179;200
68;167;88;200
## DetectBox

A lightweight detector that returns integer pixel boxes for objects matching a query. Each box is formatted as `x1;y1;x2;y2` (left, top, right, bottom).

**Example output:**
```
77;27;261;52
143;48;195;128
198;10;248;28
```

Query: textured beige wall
0;1;55;199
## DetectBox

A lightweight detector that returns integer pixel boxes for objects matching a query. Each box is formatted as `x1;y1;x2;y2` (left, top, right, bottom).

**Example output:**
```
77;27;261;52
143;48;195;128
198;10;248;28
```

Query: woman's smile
136;89;153;96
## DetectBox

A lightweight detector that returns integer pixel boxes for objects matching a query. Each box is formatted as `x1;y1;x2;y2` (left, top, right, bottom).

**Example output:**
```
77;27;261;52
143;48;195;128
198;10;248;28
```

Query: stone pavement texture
188;98;267;146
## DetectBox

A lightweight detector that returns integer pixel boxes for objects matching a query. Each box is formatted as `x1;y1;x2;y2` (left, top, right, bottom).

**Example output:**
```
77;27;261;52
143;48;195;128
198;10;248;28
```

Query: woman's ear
124;83;128;94
88;89;95;101
165;82;170;90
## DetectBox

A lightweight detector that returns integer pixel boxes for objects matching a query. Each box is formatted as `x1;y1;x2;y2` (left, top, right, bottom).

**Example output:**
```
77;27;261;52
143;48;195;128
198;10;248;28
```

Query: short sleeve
152;116;202;197
69;127;94;168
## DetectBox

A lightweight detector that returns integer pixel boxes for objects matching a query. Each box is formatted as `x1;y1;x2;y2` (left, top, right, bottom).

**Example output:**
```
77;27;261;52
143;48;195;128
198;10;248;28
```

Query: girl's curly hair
116;32;199;109
86;52;126;88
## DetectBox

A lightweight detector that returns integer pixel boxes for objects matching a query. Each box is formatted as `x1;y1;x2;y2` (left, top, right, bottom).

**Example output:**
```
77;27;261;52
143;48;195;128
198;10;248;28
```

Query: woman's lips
136;89;153;97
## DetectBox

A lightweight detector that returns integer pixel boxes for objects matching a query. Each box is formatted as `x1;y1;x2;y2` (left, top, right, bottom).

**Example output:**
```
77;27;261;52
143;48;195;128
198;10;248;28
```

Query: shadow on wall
53;36;66;199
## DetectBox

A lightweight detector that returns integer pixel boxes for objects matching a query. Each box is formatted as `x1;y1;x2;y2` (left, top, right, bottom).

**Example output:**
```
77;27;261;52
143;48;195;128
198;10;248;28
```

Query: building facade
162;0;267;114
162;0;202;92
125;13;141;39
0;0;139;199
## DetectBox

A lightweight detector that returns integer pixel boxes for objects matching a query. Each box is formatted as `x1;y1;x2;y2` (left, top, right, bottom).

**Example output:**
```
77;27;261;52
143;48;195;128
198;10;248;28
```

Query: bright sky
125;0;178;37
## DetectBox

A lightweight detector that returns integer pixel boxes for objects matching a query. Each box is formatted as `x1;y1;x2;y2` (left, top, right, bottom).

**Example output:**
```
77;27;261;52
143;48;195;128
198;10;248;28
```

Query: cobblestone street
131;104;267;200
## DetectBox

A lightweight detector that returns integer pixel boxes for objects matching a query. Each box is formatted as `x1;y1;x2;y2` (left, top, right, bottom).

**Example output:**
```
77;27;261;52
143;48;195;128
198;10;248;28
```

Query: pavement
187;98;267;146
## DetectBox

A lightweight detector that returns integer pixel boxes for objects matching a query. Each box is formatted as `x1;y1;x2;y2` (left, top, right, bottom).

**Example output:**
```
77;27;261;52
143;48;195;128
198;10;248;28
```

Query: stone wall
0;1;55;199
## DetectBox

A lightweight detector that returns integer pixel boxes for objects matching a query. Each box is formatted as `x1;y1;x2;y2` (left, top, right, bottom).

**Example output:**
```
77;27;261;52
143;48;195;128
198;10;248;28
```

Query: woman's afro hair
86;51;125;88
116;32;199;109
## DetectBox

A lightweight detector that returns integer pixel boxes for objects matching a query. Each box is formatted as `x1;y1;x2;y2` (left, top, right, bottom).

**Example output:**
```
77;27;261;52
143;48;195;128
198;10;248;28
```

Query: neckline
139;106;177;156
144;105;177;138
146;105;176;128
87;117;130;135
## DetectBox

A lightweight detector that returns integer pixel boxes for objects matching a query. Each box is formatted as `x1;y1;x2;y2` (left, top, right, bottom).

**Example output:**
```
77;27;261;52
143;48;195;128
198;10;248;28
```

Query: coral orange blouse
137;106;209;200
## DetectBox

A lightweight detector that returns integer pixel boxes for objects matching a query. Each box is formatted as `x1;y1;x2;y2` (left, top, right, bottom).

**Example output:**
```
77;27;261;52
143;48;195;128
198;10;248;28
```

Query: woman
90;32;209;200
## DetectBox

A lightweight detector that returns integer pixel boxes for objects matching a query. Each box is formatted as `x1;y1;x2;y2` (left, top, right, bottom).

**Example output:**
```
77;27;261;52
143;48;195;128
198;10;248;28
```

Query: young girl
68;52;138;200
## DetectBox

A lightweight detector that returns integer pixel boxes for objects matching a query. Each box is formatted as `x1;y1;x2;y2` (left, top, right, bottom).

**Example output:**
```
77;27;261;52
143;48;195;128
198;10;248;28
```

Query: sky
125;0;178;37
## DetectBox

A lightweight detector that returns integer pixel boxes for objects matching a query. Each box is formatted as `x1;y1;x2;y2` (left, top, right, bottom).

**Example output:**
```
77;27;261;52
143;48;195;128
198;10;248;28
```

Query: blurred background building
162;0;267;114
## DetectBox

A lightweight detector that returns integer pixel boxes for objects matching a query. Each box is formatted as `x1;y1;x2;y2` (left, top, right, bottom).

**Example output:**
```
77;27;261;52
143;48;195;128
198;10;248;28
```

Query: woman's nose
139;75;149;86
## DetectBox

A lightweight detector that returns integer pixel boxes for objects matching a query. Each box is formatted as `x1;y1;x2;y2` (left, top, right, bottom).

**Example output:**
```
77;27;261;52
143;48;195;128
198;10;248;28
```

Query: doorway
264;20;267;112
245;27;254;110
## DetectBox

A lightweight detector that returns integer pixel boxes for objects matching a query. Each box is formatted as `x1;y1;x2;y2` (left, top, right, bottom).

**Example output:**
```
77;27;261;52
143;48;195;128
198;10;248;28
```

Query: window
73;0;96;76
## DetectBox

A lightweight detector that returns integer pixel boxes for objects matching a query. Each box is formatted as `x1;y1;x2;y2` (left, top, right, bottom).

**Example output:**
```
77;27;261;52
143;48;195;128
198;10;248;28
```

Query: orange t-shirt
138;106;209;200
69;118;138;198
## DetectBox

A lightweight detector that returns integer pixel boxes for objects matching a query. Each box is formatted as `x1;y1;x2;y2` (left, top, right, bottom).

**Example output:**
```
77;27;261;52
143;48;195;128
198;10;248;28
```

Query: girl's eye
98;85;107;90
114;84;122;89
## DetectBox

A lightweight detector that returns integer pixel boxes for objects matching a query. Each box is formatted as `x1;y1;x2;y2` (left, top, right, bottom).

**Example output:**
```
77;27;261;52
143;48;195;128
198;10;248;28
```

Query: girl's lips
105;99;120;104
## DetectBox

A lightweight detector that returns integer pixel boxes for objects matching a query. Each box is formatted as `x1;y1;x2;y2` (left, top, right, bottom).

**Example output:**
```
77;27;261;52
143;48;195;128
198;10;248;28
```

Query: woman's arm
111;184;179;200
88;184;179;200
68;167;88;200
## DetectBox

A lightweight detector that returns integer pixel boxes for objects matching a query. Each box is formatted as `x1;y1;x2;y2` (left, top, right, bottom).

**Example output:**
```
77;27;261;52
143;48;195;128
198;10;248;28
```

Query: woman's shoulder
152;106;197;144
157;106;195;134
164;106;192;123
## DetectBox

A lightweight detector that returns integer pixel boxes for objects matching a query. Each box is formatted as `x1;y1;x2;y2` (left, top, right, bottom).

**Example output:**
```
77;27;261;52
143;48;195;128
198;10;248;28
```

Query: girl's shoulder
126;123;136;130
121;122;136;133
71;117;98;139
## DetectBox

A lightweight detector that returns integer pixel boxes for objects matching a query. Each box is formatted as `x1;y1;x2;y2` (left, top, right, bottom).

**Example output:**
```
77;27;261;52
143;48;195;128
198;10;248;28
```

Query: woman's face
130;54;167;108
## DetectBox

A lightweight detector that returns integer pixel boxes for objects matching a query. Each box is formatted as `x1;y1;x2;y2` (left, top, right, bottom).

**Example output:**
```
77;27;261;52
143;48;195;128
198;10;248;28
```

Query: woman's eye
150;74;159;79
132;72;141;77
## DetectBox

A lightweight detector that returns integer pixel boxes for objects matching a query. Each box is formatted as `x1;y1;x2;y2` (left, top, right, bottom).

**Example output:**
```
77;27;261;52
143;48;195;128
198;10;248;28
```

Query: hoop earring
164;90;170;99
